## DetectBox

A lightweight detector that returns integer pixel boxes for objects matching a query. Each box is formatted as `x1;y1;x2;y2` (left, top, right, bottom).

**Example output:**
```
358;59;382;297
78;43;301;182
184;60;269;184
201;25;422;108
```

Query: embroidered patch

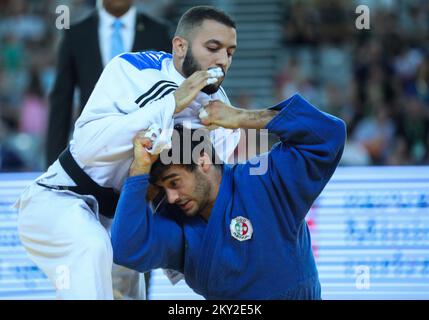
230;216;253;241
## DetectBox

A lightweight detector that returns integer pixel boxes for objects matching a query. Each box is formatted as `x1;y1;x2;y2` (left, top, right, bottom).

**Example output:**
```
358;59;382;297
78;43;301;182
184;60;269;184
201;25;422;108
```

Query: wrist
234;109;248;129
124;174;150;192
129;163;151;177
173;92;185;114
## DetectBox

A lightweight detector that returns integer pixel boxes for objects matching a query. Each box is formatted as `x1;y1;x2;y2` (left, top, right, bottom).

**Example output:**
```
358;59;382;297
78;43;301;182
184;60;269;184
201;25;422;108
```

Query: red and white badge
230;216;253;241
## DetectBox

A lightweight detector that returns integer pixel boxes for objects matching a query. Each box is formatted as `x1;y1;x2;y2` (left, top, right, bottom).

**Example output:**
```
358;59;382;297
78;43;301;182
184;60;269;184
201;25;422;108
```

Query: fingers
198;107;210;126
174;69;223;113
199;107;209;119
198;100;221;122
199;108;219;130
187;69;223;89
187;71;215;88
141;139;153;150
132;133;159;165
133;135;153;151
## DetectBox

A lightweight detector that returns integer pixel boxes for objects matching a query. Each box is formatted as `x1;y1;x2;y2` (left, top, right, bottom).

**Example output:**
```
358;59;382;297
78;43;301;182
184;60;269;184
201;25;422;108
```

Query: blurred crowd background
0;0;428;172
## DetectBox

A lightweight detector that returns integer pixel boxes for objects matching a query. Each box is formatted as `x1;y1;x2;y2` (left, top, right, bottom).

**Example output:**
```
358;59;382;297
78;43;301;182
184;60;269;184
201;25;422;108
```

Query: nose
215;49;229;70
165;189;180;204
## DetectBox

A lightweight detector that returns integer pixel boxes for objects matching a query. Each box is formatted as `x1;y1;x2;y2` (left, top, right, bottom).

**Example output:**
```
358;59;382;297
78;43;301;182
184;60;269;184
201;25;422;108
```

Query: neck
199;168;222;221
173;58;186;78
105;6;130;18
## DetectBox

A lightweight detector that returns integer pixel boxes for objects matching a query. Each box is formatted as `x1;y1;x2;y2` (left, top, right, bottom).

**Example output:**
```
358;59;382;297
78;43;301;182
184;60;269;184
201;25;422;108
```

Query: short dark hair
175;6;236;39
149;125;223;185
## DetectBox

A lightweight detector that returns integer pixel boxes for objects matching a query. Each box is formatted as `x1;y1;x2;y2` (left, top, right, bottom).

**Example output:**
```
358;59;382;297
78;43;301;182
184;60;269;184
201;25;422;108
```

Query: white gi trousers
16;177;145;300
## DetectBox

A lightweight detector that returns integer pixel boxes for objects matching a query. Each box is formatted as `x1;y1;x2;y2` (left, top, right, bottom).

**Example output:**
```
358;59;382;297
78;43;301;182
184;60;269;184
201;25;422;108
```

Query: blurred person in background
46;0;172;167
395;96;429;164
352;105;396;165
17;69;48;170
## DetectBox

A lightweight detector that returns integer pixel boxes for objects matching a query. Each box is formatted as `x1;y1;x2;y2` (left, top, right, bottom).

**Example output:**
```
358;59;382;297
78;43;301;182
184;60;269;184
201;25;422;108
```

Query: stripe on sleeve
135;80;178;105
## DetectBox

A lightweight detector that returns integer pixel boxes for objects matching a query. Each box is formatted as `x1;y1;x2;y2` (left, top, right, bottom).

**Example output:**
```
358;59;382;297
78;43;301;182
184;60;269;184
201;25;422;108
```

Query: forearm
112;175;161;272
201;101;278;130
235;109;279;129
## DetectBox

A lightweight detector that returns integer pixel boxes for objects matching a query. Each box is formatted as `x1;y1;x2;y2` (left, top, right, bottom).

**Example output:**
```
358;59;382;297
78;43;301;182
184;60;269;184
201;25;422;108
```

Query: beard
182;169;212;216
182;48;222;95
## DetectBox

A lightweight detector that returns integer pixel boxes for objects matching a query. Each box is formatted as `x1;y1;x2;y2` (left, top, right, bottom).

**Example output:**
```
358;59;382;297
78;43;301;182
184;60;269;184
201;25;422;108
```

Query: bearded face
182;46;224;95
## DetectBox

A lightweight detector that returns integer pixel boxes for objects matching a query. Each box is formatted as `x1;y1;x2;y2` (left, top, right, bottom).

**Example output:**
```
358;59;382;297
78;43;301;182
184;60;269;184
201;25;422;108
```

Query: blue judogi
111;94;346;299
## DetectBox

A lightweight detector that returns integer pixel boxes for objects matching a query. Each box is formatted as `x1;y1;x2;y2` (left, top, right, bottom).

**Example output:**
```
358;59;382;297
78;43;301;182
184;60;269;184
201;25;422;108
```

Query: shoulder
59;10;96;43
68;10;97;34
119;51;172;71
136;12;172;30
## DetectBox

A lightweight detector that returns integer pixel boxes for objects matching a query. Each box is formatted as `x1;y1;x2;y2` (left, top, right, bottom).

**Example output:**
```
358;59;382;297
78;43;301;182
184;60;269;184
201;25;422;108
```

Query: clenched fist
129;131;160;177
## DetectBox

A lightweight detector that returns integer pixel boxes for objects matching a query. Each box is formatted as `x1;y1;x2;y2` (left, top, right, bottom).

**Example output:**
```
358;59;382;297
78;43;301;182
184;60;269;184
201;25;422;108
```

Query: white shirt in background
98;5;137;67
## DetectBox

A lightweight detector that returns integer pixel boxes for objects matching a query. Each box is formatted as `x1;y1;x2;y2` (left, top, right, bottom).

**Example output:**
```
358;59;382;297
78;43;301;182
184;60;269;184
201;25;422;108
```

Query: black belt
37;148;119;218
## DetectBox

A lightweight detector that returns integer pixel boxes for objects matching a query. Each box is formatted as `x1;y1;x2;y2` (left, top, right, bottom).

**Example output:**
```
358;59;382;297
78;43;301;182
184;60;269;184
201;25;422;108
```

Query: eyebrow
205;39;237;50
161;173;180;182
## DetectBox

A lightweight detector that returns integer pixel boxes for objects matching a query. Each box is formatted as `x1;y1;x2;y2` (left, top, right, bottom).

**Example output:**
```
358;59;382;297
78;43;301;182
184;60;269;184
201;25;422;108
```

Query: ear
172;36;188;59
199;152;212;173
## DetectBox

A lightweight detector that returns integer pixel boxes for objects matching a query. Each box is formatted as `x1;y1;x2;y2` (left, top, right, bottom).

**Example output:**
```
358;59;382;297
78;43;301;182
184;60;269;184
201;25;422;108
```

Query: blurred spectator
0;0;46;42
278;0;429;165
416;56;429;102
323;82;354;126
275;56;321;106
0;145;26;172
352;105;396;164
281;1;320;46
1;34;28;107
318;0;351;44
19;70;48;137
393;45;424;96
387;136;412;166
398;2;429;42
231;91;257;110
396;97;429;163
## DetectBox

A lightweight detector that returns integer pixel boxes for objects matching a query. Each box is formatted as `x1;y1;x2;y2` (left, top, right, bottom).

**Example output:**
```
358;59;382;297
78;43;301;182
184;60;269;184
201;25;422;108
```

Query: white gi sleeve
71;56;177;166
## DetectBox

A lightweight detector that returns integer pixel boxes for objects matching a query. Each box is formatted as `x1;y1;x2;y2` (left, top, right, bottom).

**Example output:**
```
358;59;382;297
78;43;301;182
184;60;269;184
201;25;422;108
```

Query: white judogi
15;51;240;299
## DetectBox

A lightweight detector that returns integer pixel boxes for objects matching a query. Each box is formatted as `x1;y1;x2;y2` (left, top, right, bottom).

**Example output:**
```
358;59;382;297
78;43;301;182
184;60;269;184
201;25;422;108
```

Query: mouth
178;200;193;211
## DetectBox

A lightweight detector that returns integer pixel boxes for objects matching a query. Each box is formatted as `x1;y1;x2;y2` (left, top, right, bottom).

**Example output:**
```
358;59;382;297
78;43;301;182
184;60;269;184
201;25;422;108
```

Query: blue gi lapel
196;165;234;298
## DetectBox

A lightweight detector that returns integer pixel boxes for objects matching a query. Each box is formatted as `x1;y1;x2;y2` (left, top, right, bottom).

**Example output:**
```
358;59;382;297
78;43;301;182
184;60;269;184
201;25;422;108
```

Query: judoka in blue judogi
111;94;346;299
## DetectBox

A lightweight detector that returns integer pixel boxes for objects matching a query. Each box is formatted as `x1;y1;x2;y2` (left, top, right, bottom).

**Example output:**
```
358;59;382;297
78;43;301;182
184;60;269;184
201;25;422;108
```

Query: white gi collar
167;58;186;86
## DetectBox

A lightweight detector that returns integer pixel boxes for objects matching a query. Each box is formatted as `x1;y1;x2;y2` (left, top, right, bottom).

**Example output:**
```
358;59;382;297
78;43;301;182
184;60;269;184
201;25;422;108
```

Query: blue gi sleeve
111;175;184;273
241;94;346;224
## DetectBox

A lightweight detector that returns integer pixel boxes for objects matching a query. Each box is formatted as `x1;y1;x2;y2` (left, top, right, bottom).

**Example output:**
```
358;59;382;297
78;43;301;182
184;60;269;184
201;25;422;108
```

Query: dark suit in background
46;10;171;166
